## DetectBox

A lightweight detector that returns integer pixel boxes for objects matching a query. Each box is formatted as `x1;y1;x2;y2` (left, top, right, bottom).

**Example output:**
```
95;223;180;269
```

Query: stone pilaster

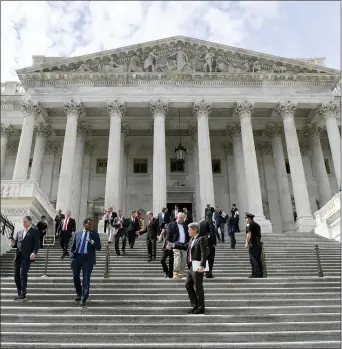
70;121;91;226
40;141;59;199
189;123;200;220
303;124;332;206
277;101;316;232
226;124;248;222
151;99;168;215
193;100;215;214
318;101;341;189
265;124;294;232
236;101;272;232
56;100;84;213
105;100;126;210
223;143;235;210
13;100;42;180
30;122;53;184
1;123;15;177
120;123;129;214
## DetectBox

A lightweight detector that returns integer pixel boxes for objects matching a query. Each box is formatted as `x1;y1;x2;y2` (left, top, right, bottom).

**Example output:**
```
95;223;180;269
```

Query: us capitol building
1;36;340;241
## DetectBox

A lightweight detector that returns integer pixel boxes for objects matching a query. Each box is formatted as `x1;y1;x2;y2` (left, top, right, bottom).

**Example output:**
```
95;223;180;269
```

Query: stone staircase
0;231;341;348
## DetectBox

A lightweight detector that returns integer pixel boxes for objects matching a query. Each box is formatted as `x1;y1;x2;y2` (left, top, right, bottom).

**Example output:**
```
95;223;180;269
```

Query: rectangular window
285;159;291;174
170;158;185;173
212;159;221;174
96;158;108;174
133;159;148;174
324;159;331;175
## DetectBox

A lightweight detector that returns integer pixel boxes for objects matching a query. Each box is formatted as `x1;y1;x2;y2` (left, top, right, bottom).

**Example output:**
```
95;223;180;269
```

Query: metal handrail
104;244;110;278
314;244;324;277
0;212;15;238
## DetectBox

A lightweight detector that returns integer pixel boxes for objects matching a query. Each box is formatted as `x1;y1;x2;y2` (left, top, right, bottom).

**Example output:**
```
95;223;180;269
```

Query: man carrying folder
168;222;208;315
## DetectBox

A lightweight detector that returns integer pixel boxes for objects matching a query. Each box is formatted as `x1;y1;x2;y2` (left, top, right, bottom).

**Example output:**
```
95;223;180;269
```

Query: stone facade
1;36;341;233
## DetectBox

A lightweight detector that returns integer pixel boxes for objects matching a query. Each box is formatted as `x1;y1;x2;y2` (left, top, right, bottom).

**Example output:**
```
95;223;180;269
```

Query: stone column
277;101;316;232
1;124;15;177
151;99;168;215
265;124;294;233
193;100;215;214
223;143;237;211
318;101;341;189
105;100;126;210
40;142;59;199
303;124;332;205
120;123;129;214
30;122;53;184
13;101;41;180
56;100;84;213
236;101;272;232
70;121;91;226
226;125;248;220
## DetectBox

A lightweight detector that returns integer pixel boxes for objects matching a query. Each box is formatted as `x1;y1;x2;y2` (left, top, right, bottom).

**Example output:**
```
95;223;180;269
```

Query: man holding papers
168;222;208;315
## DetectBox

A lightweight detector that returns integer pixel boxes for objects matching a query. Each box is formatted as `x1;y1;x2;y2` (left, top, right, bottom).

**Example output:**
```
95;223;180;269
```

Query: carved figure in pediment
272;64;286;73
216;55;235;73
128;52;143;72
144;49;159;72
99;57;126;73
77;64;93;73
242;60;250;72
252;61;261;73
168;47;189;72
203;49;215;73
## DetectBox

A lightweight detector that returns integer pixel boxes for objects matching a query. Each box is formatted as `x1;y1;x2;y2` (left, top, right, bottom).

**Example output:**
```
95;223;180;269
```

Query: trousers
114;229;127;255
71;254;94;301
206;246;215;276
249;245;263;277
173;249;187;275
14;255;31;296
161;249;174;277
185;268;205;311
60;231;71;254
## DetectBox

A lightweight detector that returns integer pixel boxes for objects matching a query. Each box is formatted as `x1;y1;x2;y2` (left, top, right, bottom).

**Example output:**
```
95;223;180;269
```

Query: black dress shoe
18;295;27;301
206;274;214;279
61;254;65;259
164;273;168;278
13;295;20;301
186;307;198;315
193;308;205;315
81;299;87;306
148;258;152;262
248;275;258;278
74;296;81;302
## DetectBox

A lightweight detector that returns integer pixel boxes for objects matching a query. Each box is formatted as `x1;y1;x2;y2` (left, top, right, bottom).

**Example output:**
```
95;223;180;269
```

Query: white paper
192;260;209;272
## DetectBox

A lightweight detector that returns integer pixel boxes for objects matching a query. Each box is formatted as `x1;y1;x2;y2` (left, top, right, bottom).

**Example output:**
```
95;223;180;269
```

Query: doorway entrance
167;203;193;214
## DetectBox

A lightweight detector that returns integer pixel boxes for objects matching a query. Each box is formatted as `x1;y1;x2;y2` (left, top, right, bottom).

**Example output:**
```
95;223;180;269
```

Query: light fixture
175;108;186;162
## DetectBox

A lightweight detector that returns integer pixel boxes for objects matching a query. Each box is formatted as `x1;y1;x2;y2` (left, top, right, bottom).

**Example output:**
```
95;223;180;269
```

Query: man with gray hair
167;212;189;279
138;211;159;262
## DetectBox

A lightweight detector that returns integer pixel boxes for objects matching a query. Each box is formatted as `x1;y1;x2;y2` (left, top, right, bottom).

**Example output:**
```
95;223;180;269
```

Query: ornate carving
0;208;30;216
107;100;126;117
258;142;273;156
1;123;15;137
7;142;19;155
235;101;255;118
265;123;284;138
128;52;143;72
317;101;340;119
34;122;52;138
84;142;95;155
193;100;212;117
77;120;92;137
150;99;168;116
272;64;286;73
301;123;322;138
277;101;298;118
188;123;197;142
226;124;241;137
64;100;85;117
299;143;309;155
144;49;159;72
45;141;59;155
121;123;129;136
223;143;233;155
21;100;42;117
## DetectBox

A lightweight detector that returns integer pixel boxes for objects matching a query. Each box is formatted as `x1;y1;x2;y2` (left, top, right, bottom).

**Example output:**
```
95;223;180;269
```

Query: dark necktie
187;238;193;264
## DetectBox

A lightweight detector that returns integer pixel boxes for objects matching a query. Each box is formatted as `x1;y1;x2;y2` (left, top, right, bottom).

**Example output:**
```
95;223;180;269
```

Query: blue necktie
78;231;88;254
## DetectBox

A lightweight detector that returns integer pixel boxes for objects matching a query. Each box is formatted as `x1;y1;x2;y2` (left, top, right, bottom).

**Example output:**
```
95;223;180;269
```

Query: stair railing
104;244;110;278
0;212;15;238
261;242;267;278
314;244;324;277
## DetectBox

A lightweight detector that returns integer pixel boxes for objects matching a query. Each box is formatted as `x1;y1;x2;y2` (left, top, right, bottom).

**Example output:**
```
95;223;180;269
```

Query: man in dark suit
183;207;193;228
60;210;76;259
158;207;171;230
106;208;117;243
9;215;40;301
159;224;174;278
168;222;208;314
70;218;101;306
138;211;159;262
127;210;140;249
36;215;48;248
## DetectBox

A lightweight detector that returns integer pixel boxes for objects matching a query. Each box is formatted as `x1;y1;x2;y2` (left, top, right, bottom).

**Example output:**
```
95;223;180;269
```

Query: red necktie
63;218;68;230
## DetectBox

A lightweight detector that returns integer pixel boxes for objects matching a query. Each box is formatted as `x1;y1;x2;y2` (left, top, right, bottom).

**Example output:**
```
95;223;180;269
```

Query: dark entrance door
167;203;192;214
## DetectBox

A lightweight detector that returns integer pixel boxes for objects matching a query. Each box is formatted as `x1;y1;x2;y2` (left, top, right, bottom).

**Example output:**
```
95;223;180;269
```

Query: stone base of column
281;222;295;233
254;216;273;233
295;216;317;233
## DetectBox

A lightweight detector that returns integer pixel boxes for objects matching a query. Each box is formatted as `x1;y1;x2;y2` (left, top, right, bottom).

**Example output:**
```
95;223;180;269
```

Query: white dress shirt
177;223;186;243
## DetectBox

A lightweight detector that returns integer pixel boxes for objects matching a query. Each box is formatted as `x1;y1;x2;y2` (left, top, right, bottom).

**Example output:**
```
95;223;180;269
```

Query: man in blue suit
70;218;101;306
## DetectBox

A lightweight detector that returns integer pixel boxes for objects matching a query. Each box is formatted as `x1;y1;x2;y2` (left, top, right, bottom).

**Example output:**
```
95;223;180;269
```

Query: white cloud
1;1;285;81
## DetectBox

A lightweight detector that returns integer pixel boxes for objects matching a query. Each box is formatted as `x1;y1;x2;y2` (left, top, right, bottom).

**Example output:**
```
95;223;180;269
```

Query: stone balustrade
314;191;341;241
1;81;26;95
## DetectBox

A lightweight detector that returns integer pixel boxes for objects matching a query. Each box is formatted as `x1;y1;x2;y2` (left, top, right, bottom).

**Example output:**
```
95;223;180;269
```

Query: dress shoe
18;295;27;301
248;275;258;278
74;296;81;302
206;274;214;279
152;257;156;261
186;306;198;314
193;308;205;315
148;258;152;262
81;299;87;306
60;254;65;259
13;295;20;301
164;273;168;278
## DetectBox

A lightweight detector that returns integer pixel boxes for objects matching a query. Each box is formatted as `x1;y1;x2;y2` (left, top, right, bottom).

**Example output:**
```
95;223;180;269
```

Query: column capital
84;141;95;155
301;123;322;139
45;141;59;155
223;143;233;155
64;100;85;117
1;123;15;137
121;123;129;137
258;142;273;156
107;100;126;117
226;124;241;137
193;99;212;117
77;120;92;137
34;122;53;138
21;100;42;118
265;123;283;138
188;123;197;142
7;141;19;155
317;101;340;120
150;99;168;117
277;101;298;119
234;101;255;118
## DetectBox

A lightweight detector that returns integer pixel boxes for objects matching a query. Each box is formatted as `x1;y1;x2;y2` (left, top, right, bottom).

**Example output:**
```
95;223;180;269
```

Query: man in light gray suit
111;209;127;256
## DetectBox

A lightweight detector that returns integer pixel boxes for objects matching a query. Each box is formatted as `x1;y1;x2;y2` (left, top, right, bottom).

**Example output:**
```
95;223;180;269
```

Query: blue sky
1;1;340;82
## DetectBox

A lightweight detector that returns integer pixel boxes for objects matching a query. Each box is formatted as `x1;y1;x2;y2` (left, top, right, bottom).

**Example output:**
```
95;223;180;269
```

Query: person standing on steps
159;224;174;278
232;204;240;232
245;212;263;278
127;211;140;249
60;210;76;259
168;222;208;315
112;209;127;256
70;218;101;307
228;210;236;249
158;207;171;231
54;210;64;238
36;215;48;248
9;215;40;301
137;211;159;262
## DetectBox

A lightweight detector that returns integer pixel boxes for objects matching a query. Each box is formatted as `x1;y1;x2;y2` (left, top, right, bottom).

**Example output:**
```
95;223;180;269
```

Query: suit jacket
127;217;140;233
36;221;48;235
167;221;189;245
171;209;179;221
12;227;40;261
184;211;193;226
175;235;208;269
112;216;126;235
200;218;217;247
70;230;101;265
158;212;171;227
140;217;159;240
109;212;118;227
61;217;76;234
